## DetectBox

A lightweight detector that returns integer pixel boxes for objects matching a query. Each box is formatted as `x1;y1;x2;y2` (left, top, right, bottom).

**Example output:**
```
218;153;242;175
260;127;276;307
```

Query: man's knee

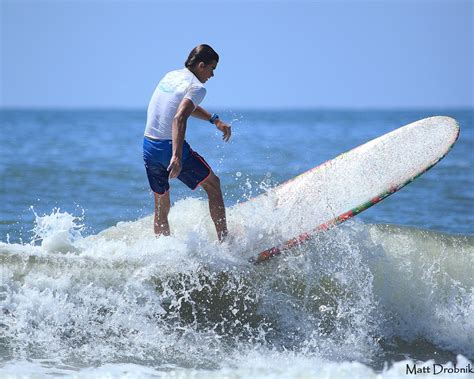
210;173;221;187
202;172;221;193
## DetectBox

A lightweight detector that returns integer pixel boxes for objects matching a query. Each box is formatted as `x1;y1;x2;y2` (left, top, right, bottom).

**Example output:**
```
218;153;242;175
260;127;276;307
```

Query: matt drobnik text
406;363;473;375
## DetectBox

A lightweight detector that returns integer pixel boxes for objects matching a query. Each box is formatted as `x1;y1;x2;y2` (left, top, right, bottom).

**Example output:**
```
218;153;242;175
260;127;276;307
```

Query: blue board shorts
143;137;211;195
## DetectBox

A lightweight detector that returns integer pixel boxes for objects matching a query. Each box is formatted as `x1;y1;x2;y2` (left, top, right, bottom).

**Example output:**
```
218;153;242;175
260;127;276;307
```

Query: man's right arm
168;98;195;178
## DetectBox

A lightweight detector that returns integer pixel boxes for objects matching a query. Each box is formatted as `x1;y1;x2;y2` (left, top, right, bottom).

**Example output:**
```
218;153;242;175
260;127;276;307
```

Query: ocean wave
0;200;473;372
1;354;473;378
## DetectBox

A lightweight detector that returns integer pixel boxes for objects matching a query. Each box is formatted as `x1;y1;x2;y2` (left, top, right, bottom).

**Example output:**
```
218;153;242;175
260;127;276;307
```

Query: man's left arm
192;106;232;142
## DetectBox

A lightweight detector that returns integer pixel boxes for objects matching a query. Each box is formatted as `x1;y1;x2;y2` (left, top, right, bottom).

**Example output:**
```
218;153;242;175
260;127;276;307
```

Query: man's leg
154;191;171;236
201;172;228;242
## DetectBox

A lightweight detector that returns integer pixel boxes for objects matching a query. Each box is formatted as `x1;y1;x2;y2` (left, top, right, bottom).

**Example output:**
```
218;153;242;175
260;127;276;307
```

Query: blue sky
1;0;472;109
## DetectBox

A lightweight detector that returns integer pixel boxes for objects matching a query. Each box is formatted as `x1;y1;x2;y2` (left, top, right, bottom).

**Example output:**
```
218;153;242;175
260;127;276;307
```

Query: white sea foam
1;199;473;377
1;354;473;378
368;224;474;357
31;207;84;254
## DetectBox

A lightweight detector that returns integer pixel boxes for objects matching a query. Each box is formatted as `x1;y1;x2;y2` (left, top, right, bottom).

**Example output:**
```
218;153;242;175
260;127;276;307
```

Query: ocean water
0;109;473;378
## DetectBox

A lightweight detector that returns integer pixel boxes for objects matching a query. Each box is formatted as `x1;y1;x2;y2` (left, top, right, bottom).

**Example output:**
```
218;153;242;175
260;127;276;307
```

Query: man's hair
185;44;219;68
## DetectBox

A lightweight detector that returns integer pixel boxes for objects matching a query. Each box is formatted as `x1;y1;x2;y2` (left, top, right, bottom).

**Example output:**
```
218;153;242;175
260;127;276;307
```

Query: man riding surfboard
143;44;231;242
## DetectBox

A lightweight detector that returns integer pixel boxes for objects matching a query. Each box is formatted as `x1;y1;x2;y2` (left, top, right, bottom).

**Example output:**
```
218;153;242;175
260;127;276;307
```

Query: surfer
143;44;231;242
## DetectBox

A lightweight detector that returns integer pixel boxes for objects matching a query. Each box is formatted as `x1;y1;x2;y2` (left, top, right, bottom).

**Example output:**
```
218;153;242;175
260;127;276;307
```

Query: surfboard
241;116;460;264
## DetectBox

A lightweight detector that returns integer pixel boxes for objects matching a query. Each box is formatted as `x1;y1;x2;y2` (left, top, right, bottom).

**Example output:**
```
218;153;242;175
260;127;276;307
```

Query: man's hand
215;120;231;142
167;155;182;179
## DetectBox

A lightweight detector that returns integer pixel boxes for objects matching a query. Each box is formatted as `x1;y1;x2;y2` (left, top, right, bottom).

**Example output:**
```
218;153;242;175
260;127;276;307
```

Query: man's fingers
167;161;181;178
223;127;231;142
169;168;180;179
171;166;181;178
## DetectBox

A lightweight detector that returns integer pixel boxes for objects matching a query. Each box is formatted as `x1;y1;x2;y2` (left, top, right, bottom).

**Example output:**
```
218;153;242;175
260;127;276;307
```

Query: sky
1;0;473;110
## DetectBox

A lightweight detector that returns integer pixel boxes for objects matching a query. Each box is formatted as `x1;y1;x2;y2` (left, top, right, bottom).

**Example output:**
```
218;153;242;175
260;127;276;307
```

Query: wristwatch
209;113;219;124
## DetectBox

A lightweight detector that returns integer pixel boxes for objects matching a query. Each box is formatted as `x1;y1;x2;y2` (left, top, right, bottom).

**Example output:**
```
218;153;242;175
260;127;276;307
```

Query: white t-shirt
144;68;206;140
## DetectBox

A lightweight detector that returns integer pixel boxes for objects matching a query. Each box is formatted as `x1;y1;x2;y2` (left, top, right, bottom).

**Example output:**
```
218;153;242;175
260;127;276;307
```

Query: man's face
196;60;217;83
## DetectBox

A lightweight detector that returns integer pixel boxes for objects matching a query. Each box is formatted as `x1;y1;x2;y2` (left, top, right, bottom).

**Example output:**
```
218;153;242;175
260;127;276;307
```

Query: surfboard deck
241;116;460;264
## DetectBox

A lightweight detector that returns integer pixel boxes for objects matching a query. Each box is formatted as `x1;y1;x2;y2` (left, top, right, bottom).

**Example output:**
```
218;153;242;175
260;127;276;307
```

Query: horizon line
1;106;473;112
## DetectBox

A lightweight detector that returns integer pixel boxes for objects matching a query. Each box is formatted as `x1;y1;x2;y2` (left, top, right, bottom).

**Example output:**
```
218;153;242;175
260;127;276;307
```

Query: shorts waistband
144;135;171;142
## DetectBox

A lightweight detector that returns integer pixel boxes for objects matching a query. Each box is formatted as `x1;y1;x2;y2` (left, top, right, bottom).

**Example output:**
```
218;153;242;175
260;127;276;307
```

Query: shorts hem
189;151;212;190
191;171;211;190
152;188;169;196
